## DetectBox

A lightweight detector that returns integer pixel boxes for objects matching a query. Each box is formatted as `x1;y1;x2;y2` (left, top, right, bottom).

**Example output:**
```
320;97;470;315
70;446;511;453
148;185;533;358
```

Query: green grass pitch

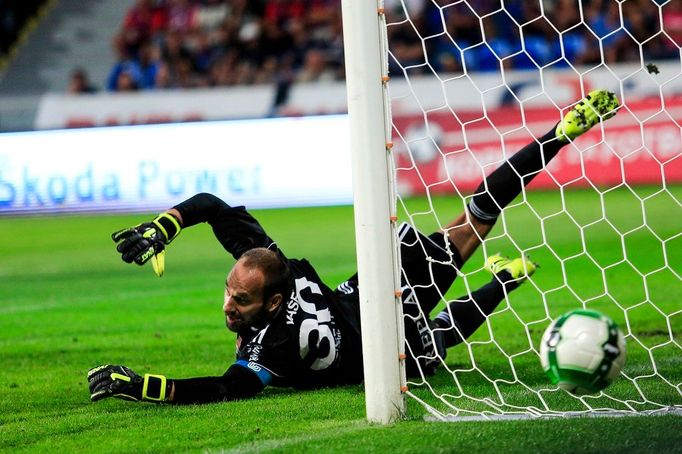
1;187;681;453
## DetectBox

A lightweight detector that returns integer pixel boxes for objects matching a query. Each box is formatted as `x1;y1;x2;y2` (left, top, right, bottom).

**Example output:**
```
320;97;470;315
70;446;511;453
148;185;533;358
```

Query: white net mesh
384;0;682;420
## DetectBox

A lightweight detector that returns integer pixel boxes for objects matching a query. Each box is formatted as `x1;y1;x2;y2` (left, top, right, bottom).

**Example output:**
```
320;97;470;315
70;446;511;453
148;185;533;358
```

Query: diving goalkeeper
88;90;620;404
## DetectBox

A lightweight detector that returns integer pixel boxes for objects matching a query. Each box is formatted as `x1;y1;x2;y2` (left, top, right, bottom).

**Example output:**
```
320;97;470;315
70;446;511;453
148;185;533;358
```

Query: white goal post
341;0;406;423
344;0;682;423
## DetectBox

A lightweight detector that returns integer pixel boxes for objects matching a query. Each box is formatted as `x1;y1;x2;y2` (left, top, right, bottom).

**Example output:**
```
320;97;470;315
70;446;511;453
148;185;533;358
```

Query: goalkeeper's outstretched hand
87;365;169;403
111;212;181;276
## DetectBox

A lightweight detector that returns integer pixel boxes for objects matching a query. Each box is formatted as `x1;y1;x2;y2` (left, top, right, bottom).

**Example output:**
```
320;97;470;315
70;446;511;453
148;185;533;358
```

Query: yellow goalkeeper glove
88;365;170;403
111;212;181;277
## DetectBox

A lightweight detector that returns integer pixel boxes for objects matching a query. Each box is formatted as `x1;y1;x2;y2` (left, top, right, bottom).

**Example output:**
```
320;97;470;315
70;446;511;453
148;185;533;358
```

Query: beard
225;304;270;332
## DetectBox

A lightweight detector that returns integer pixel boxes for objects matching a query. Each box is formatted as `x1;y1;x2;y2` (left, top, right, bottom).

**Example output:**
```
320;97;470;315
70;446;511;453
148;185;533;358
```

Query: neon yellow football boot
555;89;620;142
487;254;537;282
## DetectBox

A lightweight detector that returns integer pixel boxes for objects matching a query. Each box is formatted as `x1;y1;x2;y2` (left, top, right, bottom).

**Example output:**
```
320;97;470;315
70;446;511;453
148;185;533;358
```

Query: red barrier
393;97;682;195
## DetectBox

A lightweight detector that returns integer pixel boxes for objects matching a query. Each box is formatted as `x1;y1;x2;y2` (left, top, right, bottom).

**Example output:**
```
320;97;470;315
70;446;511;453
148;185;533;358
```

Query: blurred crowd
387;0;682;76
97;0;343;93
68;0;682;94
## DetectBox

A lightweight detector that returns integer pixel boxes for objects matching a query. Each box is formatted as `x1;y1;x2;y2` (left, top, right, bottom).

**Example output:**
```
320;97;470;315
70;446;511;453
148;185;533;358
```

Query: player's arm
173;192;277;259
112;193;279;275
87;362;270;405
171;361;271;404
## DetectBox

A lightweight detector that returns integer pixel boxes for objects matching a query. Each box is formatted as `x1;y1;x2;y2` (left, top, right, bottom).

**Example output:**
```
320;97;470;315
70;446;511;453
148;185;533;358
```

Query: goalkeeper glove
111;212;181;277
87;365;171;403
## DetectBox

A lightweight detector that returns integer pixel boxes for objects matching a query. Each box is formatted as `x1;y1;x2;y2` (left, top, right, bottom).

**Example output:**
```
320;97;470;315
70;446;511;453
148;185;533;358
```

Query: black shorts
335;223;463;377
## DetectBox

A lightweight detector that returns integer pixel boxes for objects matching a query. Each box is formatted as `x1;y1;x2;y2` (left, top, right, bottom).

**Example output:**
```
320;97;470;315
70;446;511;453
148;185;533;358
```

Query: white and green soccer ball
540;309;626;395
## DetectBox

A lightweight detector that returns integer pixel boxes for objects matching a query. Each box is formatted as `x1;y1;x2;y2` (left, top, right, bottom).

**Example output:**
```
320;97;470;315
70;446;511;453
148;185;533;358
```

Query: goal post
341;0;405;423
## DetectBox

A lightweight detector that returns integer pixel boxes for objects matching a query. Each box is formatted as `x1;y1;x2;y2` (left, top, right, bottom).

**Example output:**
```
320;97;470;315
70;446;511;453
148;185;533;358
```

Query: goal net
380;0;682;420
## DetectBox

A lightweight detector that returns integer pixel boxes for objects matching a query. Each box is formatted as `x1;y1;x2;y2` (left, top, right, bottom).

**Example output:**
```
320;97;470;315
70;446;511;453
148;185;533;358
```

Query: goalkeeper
88;90;619;404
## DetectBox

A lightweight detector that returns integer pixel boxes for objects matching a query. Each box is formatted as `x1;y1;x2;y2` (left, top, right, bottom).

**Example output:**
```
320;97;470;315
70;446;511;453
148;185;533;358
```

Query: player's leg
431;254;537;348
337;223;461;349
398;90;618;367
399;224;461;316
444;90;620;264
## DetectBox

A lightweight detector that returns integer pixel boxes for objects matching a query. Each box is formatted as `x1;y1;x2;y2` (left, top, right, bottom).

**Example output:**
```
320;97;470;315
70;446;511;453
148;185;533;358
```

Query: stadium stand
0;0;137;95
1;0;679;94
0;0;137;130
102;0;679;92
105;0;343;91
0;0;679;131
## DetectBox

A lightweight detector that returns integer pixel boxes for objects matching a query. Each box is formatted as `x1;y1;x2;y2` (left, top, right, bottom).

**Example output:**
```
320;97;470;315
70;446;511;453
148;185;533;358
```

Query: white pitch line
205;421;371;454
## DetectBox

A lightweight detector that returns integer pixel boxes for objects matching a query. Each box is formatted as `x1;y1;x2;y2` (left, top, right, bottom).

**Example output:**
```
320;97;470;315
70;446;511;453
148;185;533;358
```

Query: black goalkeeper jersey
235;258;364;389
172;193;363;402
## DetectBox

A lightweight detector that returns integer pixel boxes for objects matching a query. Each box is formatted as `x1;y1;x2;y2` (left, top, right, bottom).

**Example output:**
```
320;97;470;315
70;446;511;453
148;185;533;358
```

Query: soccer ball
540;309;626;395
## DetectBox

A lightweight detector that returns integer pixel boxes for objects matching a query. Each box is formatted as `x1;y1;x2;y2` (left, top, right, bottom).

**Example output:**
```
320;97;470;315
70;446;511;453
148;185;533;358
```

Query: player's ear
266;293;283;313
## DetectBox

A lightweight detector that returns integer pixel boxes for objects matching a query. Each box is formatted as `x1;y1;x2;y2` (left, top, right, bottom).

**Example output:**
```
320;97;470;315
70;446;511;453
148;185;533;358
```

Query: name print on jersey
289;277;342;371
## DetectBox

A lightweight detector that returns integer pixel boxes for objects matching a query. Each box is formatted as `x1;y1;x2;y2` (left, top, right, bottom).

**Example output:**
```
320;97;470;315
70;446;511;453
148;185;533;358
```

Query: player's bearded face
223;262;271;332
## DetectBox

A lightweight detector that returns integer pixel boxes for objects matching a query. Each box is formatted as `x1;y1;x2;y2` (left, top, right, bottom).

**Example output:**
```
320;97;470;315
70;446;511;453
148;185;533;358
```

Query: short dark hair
240;248;292;302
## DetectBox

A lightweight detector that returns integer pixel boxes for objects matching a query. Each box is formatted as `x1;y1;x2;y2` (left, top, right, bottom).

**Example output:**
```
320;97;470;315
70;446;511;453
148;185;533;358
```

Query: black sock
468;128;564;223
432;272;519;348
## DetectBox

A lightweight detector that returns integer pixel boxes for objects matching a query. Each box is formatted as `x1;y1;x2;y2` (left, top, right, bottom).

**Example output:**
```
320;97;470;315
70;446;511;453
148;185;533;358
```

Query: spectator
113;0;166;59
622;0;667;61
107;41;162;91
107;52;144;91
261;17;294;59
263;0;305;27
207;52;236;86
154;62;175;89
138;42;163;88
115;70;140;92
296;48;336;83
195;0;229;32
387;17;427;74
662;1;682;57
68;68;98;94
167;0;198;35
185;30;215;75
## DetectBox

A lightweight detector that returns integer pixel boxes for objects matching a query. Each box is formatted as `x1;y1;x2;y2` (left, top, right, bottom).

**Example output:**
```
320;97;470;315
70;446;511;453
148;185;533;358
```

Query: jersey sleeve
170;364;266;404
236;324;292;385
173;192;280;259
